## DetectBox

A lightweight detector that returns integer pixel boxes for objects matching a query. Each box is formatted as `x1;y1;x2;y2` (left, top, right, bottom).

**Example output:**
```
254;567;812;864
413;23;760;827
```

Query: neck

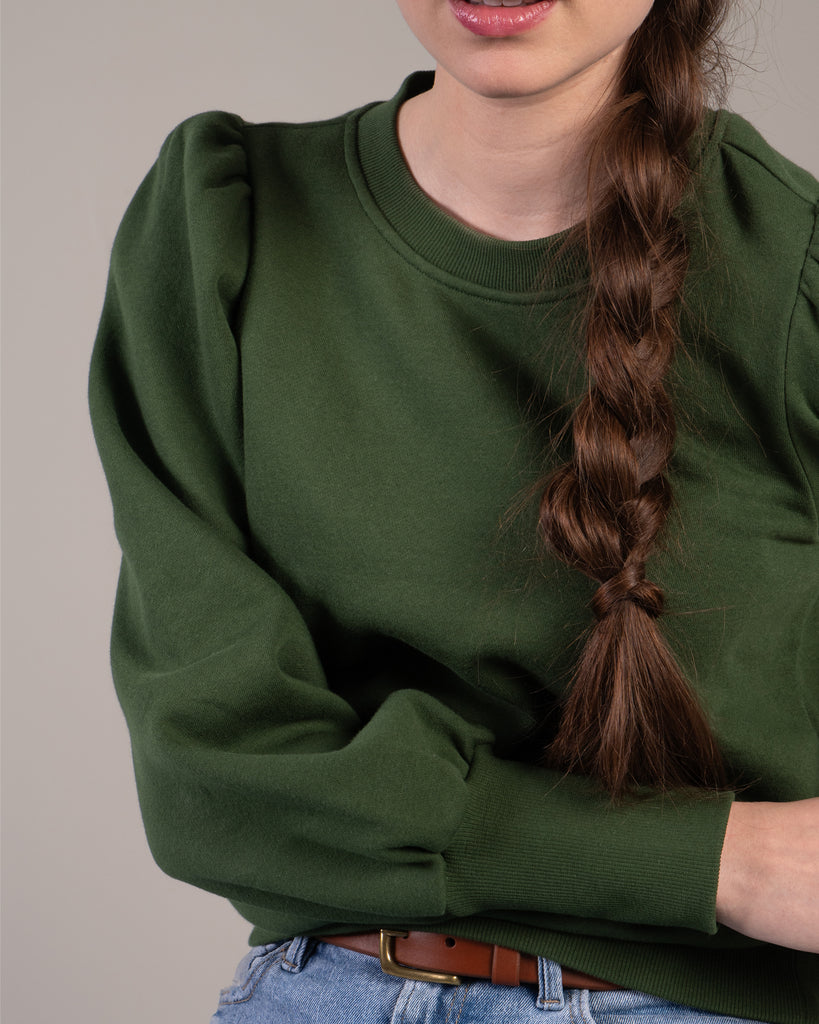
397;67;610;241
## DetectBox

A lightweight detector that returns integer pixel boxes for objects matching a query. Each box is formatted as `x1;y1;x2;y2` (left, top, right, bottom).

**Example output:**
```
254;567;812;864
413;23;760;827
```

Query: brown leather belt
320;930;621;991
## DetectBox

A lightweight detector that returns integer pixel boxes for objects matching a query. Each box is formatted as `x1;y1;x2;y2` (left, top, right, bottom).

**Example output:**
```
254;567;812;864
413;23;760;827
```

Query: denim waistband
212;937;770;1024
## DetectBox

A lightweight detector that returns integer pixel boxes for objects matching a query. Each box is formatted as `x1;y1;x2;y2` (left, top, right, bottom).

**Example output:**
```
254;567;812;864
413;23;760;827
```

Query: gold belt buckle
379;930;461;986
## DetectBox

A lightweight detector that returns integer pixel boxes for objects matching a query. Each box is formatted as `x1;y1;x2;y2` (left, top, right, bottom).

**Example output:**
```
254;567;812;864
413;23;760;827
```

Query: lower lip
448;0;556;38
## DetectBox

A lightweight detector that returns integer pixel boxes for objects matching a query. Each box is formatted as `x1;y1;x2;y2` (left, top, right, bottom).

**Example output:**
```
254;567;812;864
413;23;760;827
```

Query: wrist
715;800;769;928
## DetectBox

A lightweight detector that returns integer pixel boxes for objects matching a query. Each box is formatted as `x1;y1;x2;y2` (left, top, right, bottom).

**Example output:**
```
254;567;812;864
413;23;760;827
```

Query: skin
394;0;819;952
716;799;819;952
394;0;655;239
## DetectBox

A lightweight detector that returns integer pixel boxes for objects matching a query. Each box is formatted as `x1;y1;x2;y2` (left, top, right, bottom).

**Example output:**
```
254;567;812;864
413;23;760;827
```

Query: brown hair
540;0;732;799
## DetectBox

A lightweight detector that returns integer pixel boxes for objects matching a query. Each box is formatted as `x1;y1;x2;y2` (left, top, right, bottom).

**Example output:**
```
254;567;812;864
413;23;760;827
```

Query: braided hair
540;0;732;799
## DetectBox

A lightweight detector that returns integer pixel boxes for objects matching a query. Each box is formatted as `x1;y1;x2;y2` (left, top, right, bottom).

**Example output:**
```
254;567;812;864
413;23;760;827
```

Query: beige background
2;2;816;1022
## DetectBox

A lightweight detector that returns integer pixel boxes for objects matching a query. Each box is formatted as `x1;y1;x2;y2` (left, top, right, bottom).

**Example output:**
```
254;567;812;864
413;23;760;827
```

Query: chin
447;58;584;103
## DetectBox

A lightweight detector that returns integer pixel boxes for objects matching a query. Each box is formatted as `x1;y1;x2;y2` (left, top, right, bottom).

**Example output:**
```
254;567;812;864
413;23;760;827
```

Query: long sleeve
90;111;737;946
786;209;819;532
785;210;819;687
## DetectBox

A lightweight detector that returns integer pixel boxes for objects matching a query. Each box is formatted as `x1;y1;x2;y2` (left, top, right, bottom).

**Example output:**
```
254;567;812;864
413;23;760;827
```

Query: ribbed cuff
445;745;734;933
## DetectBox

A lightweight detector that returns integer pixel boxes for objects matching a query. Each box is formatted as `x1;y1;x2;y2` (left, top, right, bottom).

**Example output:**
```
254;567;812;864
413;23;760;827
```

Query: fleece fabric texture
90;73;819;1023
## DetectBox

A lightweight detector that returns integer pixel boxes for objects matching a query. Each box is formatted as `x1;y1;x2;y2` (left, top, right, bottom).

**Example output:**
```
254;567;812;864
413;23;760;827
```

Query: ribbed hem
346;72;588;301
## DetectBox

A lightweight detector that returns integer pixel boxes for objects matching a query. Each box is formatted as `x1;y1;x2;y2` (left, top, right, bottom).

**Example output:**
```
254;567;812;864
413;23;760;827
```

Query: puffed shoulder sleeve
90;111;476;928
90;112;734;946
91;112;250;541
786;207;819;520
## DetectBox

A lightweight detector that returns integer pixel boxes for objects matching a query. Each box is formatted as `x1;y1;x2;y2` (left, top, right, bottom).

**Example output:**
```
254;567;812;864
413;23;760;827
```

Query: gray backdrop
2;2;816;1022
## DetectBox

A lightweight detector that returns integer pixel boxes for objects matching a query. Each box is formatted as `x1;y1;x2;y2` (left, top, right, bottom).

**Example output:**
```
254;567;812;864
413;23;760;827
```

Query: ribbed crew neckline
346;72;589;300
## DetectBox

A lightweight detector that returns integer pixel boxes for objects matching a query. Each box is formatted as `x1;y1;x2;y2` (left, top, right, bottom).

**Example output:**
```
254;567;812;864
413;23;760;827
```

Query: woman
89;0;819;1021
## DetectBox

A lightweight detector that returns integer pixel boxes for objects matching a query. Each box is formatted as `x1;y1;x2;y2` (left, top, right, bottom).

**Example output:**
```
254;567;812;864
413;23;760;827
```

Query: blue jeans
209;937;770;1023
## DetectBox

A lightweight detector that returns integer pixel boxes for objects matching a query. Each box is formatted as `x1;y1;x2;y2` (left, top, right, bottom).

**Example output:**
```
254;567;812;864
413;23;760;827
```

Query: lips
448;0;556;38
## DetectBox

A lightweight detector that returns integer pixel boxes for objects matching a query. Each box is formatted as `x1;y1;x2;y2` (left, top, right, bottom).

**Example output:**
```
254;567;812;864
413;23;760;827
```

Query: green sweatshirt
89;73;819;1022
